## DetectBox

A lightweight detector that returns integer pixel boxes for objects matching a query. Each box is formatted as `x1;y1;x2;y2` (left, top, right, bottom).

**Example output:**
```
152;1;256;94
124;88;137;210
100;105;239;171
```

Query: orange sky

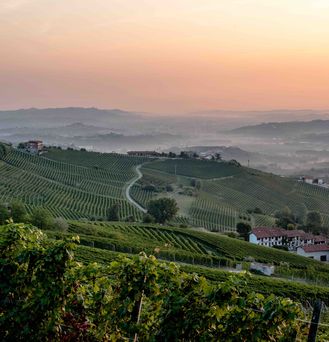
1;0;329;113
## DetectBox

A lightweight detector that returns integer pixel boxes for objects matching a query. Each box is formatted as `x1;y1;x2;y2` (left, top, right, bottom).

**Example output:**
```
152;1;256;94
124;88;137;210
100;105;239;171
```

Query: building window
320;255;327;262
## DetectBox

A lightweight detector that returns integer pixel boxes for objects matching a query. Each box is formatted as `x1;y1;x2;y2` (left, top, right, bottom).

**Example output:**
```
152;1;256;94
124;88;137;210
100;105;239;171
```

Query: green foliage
236;222;251;241
0;204;10;225
0;223;307;341
54;221;329;288
0;223;77;341
0;145;147;221
10;200;27;223
143;213;155;223
30;207;53;229
147;198;179;223
275;206;298;228
106;203;120;221
52;217;69;232
145;158;243;179
306;211;323;232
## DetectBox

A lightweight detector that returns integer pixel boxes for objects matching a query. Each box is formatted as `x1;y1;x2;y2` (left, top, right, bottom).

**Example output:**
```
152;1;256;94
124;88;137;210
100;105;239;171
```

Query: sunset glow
1;0;329;113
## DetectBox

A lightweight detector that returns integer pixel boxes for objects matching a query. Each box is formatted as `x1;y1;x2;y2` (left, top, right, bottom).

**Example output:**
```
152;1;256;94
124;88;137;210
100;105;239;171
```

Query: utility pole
308;299;323;342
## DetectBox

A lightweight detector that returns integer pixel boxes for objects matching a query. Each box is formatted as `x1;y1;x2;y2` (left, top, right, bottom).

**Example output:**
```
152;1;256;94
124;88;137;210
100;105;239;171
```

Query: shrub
52;217;69;232
30;207;53;230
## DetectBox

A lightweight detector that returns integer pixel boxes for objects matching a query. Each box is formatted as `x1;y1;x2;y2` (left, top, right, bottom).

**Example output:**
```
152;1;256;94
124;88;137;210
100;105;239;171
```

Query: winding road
125;164;147;213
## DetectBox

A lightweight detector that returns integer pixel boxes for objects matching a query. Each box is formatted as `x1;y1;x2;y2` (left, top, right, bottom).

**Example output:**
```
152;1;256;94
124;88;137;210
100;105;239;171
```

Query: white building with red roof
249;226;327;252
297;245;329;262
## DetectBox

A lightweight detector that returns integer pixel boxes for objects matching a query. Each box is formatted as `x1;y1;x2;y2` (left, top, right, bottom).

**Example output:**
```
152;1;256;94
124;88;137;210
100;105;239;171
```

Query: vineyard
45;221;329;287
128;158;329;232
0;144;147;220
5;223;323;341
41;220;329;305
2;144;329;233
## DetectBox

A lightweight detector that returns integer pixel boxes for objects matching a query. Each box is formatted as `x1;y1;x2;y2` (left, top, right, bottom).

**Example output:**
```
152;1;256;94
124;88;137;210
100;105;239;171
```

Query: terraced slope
2;144;329;233
48;221;329;287
0;144;148;220
131;158;329;232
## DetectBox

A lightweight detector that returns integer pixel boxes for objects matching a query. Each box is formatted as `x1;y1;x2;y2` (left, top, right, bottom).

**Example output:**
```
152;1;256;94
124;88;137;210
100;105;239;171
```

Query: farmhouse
249;226;328;251
297;245;329;262
19;140;44;155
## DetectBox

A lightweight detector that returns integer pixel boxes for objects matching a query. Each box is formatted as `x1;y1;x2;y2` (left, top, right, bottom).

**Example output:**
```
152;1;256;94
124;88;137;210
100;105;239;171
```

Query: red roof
285;230;305;238
301;245;329;253
314;235;328;242
251;227;324;241
251;227;286;238
301;233;315;240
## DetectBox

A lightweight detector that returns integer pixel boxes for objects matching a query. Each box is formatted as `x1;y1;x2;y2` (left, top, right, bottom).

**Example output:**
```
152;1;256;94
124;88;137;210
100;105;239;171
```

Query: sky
1;0;329;114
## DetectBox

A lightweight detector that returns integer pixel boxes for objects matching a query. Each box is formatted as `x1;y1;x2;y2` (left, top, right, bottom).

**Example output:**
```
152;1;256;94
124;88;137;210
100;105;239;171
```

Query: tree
10;200;27;223
107;203;120;221
275;207;297;229
147;198;178;223
236;222;252;241
17;142;26;149
305;211;323;234
142;184;157;192
52;217;69;232
143;213;155;223
30;207;53;229
0;204;10;225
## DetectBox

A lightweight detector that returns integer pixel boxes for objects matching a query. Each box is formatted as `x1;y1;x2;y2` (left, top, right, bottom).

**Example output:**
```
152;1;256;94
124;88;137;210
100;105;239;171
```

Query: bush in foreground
0;223;307;341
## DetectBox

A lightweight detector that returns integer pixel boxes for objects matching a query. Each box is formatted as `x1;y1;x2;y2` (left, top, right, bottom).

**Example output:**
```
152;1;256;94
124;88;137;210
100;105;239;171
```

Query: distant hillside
2;144;329;232
167;145;267;164
0;107;140;129
231;119;329;137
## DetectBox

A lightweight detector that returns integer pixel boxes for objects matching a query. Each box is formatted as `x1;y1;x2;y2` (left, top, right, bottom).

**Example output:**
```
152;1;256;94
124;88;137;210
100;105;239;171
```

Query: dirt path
125;164;147;213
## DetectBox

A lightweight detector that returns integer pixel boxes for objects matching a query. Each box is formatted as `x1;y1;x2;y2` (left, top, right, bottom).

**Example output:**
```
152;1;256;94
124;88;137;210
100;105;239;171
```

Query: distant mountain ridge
231;119;329;136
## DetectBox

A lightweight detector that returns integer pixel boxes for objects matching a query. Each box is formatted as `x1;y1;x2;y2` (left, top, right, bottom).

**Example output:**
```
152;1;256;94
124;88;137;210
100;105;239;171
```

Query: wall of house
296;249;329;262
249;234;258;244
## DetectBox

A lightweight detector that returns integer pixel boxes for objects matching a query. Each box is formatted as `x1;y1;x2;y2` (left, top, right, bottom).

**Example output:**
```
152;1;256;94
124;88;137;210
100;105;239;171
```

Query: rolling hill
1;143;329;232
46;220;329;304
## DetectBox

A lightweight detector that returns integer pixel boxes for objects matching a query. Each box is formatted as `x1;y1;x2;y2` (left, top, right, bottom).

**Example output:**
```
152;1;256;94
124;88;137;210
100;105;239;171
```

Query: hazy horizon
1;0;329;114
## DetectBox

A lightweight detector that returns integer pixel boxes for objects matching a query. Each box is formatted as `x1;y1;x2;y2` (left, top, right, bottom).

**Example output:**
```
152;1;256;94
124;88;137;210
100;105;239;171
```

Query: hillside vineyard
1;143;329;231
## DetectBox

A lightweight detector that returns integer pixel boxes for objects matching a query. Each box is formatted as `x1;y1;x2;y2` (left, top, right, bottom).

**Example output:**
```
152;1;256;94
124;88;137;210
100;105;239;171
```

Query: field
130;159;329;232
2;144;329;233
0;144;148;220
46;220;329;304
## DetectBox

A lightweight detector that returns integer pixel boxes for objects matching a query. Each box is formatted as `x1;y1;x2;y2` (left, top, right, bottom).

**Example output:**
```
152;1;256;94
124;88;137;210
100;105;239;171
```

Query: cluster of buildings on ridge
250;227;329;262
299;176;328;189
127;150;222;160
18;140;44;155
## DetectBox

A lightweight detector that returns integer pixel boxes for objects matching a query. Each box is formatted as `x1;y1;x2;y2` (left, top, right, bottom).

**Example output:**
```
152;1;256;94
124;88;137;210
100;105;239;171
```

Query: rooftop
300;245;329;253
251;227;321;241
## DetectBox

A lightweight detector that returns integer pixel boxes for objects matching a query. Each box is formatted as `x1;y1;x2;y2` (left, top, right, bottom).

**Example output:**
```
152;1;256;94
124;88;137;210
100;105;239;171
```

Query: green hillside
1;144;329;233
0;144;147;220
46;220;329;303
133;159;329;231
